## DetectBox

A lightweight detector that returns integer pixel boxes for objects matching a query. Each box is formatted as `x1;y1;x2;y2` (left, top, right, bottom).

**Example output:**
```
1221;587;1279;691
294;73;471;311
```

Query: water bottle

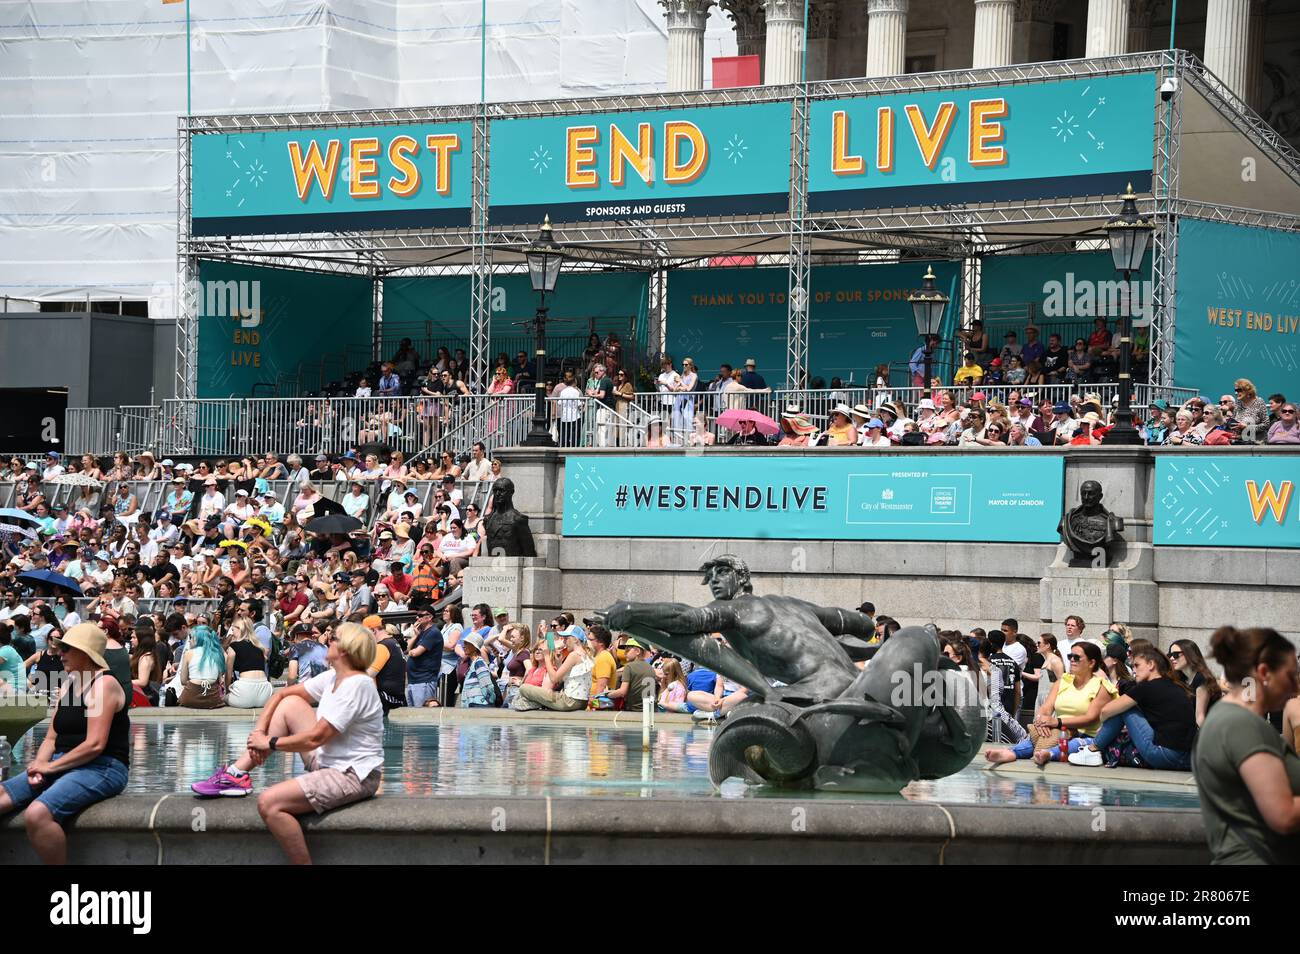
0;736;10;781
1058;729;1069;763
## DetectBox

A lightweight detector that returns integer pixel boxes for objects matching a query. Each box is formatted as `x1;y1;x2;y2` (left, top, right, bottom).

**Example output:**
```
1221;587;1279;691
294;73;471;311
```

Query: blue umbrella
0;508;41;527
16;569;82;596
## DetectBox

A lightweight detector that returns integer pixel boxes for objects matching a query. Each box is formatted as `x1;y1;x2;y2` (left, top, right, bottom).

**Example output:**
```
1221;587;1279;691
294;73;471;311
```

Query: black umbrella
304;513;363;535
309;493;346;516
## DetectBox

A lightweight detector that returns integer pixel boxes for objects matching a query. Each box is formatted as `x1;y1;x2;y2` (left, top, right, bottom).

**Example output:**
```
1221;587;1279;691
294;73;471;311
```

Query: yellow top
826;422;856;446
954;364;984;385
1055;673;1118;736
591;650;617;691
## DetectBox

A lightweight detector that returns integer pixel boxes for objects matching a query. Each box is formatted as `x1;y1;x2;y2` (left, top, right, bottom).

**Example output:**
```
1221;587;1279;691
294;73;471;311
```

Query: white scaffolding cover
0;0;736;300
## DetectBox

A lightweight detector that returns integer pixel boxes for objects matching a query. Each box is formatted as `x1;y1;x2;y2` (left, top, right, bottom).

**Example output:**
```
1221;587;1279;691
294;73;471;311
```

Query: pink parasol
716;408;780;436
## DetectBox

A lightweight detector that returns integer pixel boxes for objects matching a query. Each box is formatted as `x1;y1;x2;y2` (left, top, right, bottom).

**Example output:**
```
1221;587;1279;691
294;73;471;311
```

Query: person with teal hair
177;624;230;709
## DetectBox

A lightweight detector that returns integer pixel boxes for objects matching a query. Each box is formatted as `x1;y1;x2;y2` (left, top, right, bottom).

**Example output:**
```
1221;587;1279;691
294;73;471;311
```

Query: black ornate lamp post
907;265;949;403
523;216;562;447
1102;184;1153;446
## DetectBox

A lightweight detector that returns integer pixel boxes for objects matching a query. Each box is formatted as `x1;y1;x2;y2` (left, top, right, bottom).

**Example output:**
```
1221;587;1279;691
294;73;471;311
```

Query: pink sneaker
191;767;252;798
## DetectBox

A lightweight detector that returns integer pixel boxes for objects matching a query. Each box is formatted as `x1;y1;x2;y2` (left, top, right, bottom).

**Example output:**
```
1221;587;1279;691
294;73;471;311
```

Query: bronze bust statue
481;477;536;557
597;555;986;793
1059;479;1124;565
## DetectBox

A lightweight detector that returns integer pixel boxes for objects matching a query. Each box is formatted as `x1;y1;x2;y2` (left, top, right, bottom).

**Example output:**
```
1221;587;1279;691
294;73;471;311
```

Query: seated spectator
1231;378;1269;440
458;632;497;708
1167;639;1222;726
604;638;656;711
1069;646;1196;770
192;622;383;865
129;621;168;707
1267;402;1300;444
1194;626;1300;864
1164;409;1201;445
820;404;858;446
655;657;689;713
1066;338;1092;384
860;417;891;447
362;616;407;714
953;352;983;386
176;624;228;709
0;623;129;864
985;641;1117;766
517;626;592;712
725;419;770;446
644;418;675;448
462;442;492;481
226;618;272;709
286;623;329;684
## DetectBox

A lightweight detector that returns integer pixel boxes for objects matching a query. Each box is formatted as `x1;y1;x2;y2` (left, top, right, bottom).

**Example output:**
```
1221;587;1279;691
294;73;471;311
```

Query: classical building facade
663;0;1300;146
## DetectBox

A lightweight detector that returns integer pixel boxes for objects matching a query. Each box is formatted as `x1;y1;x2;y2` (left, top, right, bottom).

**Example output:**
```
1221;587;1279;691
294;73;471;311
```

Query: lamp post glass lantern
523;216;562;446
907;266;949;402
1102;184;1153;445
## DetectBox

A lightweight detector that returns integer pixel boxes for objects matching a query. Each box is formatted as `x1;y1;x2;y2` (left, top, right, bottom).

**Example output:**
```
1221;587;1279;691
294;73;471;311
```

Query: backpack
266;630;291;679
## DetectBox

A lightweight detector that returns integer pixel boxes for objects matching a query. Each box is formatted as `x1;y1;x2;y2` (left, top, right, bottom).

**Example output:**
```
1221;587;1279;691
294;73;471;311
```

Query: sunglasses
1166;651;1183;659
1067;654;1083;662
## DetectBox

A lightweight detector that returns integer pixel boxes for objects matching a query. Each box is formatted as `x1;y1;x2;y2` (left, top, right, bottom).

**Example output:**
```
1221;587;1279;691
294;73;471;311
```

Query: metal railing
61;382;1202;459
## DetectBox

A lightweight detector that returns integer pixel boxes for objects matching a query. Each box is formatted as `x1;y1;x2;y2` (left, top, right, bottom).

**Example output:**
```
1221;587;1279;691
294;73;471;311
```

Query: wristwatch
269;736;279;752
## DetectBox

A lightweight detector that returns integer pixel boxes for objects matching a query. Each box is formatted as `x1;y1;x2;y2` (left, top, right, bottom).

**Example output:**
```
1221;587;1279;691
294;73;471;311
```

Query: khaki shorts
297;751;381;814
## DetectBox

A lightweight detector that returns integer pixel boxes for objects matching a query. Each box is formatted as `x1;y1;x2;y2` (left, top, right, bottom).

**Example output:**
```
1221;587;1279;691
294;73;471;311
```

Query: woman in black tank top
0;622;130;864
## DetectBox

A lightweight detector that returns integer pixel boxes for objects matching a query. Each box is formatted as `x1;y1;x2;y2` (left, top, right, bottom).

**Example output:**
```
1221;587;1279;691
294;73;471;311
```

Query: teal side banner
1173;218;1300;401
665;262;960;385
564;455;1064;543
980;250;1152;317
193;123;473;236
382;271;649;354
197;261;373;398
1155;456;1300;549
488;102;792;225
809;73;1155;211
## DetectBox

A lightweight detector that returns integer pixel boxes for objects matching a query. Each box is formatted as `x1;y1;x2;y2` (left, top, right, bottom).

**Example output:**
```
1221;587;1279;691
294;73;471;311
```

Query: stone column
663;0;714;92
1085;0;1128;58
1126;0;1157;53
972;0;1016;68
806;1;839;80
1247;0;1268;110
721;0;766;79
763;0;806;85
1013;0;1058;65
865;0;908;77
1204;0;1251;101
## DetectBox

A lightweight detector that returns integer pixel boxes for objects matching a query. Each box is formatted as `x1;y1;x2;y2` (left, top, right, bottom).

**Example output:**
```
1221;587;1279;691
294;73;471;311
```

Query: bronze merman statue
481;477;536;557
1059;479;1124;565
596;555;986;793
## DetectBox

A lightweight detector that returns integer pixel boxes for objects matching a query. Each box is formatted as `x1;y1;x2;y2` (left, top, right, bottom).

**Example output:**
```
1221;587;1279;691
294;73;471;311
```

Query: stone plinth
463;556;562;630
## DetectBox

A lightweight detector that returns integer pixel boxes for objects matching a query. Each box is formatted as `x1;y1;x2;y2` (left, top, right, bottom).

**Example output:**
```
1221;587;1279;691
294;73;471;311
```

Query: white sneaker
1067;747;1103;767
692;709;718;722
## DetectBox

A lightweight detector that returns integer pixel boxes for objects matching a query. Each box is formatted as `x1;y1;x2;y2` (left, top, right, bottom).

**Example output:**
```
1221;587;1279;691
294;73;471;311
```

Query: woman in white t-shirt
190;622;384;864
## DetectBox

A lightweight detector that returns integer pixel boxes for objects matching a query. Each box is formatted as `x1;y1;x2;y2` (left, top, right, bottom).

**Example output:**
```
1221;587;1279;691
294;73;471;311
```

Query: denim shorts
2;752;129;824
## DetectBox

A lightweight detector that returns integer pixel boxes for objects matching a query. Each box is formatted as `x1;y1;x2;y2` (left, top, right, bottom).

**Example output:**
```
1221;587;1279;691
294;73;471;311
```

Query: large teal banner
382;271;649;353
809;73;1155;211
980;250;1152;319
564;455;1064;543
197;261;373;398
1155;456;1300;549
1174;218;1300;401
193;123;473;236
488;102;792;225
666;262;960;384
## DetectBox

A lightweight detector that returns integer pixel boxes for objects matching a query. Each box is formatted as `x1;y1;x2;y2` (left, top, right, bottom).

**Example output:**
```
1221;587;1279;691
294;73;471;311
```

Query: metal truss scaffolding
1149;54;1183;391
786;86;811;391
172;50;1300;414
